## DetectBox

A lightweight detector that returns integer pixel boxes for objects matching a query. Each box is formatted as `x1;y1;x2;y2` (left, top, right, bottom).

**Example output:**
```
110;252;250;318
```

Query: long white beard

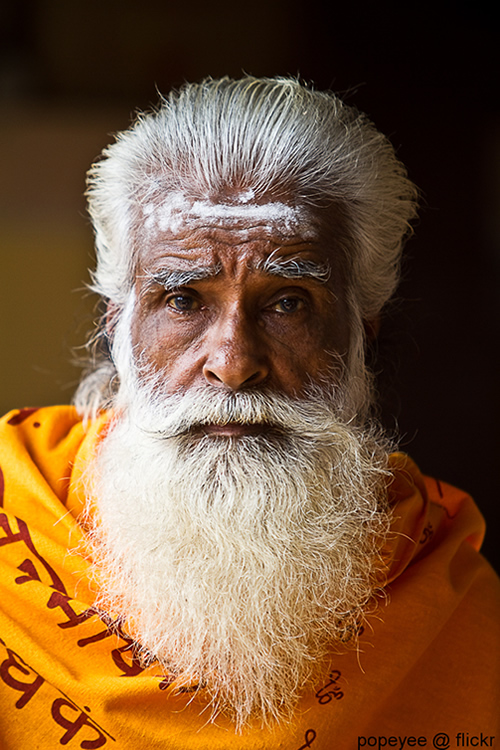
83;367;393;729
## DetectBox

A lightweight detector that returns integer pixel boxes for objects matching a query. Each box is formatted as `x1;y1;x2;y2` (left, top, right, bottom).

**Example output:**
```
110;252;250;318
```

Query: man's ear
363;316;381;341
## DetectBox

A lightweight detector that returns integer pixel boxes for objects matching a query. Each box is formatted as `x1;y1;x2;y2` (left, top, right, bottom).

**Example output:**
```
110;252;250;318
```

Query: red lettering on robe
51;698;108;747
47;591;96;629
0;647;45;709
0;513;68;595
7;408;39;426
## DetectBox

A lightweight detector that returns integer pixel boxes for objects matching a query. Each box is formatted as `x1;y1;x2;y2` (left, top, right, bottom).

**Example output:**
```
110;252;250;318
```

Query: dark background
1;1;498;569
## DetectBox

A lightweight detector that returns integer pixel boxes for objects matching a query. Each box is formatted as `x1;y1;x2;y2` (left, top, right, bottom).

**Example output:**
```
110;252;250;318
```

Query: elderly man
0;77;498;749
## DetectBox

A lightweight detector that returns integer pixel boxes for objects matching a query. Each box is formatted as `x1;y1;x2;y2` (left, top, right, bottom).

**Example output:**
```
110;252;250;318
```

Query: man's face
90;194;390;728
129;193;351;430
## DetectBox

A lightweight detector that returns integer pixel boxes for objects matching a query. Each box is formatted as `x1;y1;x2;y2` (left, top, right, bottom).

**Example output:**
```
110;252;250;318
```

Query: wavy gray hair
75;76;418;417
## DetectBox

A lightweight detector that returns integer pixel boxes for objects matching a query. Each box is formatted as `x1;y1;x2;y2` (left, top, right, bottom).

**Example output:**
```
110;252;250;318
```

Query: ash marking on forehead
235;188;256;203
141;192;318;239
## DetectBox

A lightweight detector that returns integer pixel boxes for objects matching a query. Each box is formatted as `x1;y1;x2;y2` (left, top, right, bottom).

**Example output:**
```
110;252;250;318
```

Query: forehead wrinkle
143;225;315;249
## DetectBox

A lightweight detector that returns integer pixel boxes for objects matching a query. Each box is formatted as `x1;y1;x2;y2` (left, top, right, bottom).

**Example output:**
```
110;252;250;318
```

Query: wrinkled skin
129;197;352;436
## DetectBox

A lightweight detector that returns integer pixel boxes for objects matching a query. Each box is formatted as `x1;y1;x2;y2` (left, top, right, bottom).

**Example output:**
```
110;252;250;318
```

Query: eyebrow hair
141;263;222;294
259;256;331;283
140;256;330;297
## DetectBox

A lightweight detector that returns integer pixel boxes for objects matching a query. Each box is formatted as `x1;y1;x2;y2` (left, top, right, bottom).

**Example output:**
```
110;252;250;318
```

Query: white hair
75;75;418;416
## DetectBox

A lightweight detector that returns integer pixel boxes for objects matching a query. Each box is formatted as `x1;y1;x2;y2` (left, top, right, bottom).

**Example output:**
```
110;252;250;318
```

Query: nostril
243;371;261;385
205;369;223;384
202;340;270;390
203;361;268;391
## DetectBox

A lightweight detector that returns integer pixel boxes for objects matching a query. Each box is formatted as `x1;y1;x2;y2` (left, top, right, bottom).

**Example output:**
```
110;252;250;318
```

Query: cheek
267;320;349;389
131;310;201;378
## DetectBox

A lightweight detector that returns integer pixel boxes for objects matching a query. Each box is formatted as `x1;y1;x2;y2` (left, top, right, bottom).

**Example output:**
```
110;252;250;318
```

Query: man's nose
202;310;269;390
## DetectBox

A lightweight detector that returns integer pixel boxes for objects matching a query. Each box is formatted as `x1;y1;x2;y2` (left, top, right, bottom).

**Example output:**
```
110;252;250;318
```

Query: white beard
83;367;393;729
81;292;393;729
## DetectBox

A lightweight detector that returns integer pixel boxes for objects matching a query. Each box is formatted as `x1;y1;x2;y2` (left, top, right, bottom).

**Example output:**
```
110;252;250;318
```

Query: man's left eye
273;297;304;313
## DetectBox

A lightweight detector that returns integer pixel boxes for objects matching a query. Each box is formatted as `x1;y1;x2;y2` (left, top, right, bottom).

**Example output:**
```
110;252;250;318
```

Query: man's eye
166;294;200;312
273;297;304;313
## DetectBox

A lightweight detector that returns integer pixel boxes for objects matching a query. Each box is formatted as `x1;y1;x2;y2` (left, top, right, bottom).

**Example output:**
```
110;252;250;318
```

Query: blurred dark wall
1;1;498;568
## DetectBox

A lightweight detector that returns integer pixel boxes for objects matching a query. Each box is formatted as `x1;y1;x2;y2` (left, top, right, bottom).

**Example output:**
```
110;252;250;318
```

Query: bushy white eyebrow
141;264;222;293
258;256;331;283
140;256;330;298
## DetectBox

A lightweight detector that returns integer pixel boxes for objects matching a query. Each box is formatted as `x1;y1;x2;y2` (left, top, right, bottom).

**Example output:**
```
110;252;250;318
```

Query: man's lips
195;422;270;437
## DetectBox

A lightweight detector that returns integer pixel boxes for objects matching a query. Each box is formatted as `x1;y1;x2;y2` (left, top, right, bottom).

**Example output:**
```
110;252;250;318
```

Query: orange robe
0;406;498;749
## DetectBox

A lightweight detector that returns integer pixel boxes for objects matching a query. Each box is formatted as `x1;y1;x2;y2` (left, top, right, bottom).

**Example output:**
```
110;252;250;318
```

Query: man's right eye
165;294;200;312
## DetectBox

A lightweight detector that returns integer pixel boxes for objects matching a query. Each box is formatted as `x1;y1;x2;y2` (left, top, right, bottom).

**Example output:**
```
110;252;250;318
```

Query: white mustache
130;384;351;442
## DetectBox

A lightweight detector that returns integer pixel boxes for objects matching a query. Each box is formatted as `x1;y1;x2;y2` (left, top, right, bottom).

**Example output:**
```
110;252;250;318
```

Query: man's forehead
134;190;342;286
140;190;319;241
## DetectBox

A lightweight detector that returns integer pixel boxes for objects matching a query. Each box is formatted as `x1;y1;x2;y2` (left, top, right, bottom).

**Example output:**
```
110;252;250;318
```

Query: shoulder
388;452;487;554
0;406;86;509
378;454;500;729
386;451;499;609
0;405;83;437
